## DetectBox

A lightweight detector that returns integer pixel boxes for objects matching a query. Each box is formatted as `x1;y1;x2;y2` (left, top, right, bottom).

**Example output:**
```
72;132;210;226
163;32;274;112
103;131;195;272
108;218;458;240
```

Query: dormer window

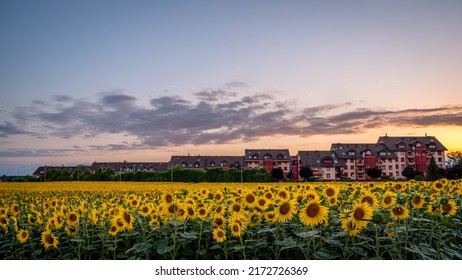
194;161;200;167
210;161;215;167
263;153;272;159
398;142;405;149
221;160;229;167
252;154;258;159
348;151;356;156
276;154;284;160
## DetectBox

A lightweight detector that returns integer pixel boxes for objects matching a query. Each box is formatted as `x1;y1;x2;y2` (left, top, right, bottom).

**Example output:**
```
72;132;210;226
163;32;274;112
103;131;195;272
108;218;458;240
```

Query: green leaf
157;243;174;254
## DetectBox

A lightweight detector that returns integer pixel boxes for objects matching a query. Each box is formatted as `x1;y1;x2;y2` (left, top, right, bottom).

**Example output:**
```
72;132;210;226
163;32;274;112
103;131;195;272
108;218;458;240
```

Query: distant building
90;161;169;173
32;165;91;179
244;149;291;175
297;150;346;180
170;155;245;170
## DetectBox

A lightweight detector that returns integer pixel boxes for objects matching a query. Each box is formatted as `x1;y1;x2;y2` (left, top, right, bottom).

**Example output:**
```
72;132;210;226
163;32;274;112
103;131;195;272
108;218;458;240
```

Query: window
194;161;200;167
348;151;356;156
401;158;405;162
438;151;442;155
345;165;348;170
438;158;442;162
210;161;215;167
277;154;284;160
326;167;330;171
326;173;331;179
252;154;258;159
263;153;272;159
395;164;399;169
389;165;393;170
284;166;287;171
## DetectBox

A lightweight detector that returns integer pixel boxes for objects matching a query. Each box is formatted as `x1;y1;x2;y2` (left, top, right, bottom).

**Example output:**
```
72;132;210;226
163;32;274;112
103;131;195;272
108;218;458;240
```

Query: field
0;180;461;260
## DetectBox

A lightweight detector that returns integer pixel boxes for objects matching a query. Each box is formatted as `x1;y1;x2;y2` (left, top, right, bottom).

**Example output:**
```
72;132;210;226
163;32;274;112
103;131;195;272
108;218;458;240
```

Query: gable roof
331;143;397;159
377;136;447;151
298;150;346;167
244;149;291;161
170;156;246;168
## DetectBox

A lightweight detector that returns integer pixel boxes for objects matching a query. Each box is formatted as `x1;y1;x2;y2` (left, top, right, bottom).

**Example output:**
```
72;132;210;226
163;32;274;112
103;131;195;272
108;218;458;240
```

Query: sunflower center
215;218;223;226
22;232;27;238
232;204;241;212
278;191;288;199
165;194;173;203
279;203;291;215
361;196;373;206
69;214;77;222
245;194;255;203
187;208;194;215
412;196;421;203
384;197;392;204
45;234;54;244
325;188;335;197
435;183;443;189
199;209;206;216
258;199;266;207
217;231;224;238
306;204;320;217
232;224;239;232
442;204;452;212
123;212;131;223
392;207;403;215
354;208;365;220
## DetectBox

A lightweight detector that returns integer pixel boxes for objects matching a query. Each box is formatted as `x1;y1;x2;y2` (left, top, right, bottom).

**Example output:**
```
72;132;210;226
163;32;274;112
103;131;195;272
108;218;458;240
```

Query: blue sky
1;0;462;175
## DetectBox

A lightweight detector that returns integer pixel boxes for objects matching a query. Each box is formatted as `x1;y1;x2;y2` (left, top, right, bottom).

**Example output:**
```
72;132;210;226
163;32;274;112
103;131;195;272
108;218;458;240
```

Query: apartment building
244;149;291;175
297;150;346;180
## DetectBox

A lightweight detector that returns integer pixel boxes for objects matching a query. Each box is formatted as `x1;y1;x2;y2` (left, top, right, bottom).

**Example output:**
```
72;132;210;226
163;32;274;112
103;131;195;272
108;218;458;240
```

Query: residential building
244;149;291;175
32;165;91;179
90;161;169;173
377;135;447;177
297;150;346;180
331;143;396;180
170;155;246;170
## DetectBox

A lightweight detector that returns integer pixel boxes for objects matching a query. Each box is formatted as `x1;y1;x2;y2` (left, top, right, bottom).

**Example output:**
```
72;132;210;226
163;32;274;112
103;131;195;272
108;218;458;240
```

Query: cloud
0;121;31;137
3;83;462;155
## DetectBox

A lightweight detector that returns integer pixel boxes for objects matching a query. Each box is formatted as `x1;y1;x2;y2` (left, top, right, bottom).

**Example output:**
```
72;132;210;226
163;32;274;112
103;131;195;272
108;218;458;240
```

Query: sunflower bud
440;198;448;205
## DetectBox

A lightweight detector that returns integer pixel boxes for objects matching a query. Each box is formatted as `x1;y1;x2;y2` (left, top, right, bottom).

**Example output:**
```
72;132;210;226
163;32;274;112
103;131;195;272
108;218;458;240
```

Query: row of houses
33;135;447;181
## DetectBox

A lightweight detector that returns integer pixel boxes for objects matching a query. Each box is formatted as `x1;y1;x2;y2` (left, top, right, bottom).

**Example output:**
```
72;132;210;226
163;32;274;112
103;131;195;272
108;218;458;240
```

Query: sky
1;0;462;175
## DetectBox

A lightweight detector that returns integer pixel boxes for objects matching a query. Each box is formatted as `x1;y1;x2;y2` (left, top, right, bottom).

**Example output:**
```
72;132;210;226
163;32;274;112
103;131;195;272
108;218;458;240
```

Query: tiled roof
244;149;291;161
377;136;447;151
331;143;397;159
170;156;246;168
32;165;91;176
298;150;346;167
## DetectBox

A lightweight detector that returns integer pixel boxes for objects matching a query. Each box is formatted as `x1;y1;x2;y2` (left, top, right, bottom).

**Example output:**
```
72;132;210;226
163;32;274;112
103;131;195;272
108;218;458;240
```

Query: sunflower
256;197;268;210
350;202;373;228
212;227;227;243
229;202;243;214
264;191;274;201
162;192;174;205
299;198;328;227
390;205;409;220
16;229;29;244
186;206;196;220
116;209;134;231
41;231;59;249
360;190;378;209
53;214;64;229
242;191;257;208
433;180;445;192
108;225;120;236
276;189;290;202
381;191;396;208
212;204;226;217
305;190;319;202
248;210;262;227
67;211;79;226
441;200;457;216
196;207;208;220
323;186;339;198
341;218;362;237
11;204;20;216
213;215;226;228
230;222;244;237
275;199;297;223
213;191;224;203
411;193;425;209
175;205;187;221
65;226;78;236
264;211;277;224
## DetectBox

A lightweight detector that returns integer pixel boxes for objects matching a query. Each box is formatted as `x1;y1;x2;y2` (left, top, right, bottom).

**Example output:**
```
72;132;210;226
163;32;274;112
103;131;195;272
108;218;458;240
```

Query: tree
271;168;284;181
367;167;382;180
426;156;442;181
446;164;462;179
402;166;416;179
285;171;294;181
447;151;462;166
299;166;313;181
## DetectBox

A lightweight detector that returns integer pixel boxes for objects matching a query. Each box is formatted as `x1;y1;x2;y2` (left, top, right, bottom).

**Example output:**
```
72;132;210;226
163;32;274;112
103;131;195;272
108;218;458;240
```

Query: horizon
2;1;462;176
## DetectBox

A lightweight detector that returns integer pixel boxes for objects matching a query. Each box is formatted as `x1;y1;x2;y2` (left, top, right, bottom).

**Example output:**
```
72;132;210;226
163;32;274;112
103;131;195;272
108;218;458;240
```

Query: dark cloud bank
2;84;462;154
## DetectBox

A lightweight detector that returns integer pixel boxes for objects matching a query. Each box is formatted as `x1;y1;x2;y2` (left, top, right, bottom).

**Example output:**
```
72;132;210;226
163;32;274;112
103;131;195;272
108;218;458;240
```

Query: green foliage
367;167;382;179
426;156;442;181
299;166;313;180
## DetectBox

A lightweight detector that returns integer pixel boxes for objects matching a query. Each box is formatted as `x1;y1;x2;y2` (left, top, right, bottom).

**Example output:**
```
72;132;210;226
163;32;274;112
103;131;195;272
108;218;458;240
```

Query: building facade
244;149;291;175
297;150;346;180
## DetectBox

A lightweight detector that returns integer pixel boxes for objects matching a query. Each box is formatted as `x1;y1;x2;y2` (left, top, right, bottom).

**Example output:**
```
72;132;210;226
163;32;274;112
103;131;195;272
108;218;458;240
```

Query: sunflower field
0;180;461;260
